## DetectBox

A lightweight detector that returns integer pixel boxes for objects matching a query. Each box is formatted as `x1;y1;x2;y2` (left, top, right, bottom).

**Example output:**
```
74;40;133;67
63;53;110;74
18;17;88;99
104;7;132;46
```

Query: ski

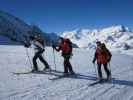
11;70;62;77
49;69;64;74
49;74;77;81
88;80;103;86
12;71;33;75
12;69;56;74
88;78;114;86
49;75;68;80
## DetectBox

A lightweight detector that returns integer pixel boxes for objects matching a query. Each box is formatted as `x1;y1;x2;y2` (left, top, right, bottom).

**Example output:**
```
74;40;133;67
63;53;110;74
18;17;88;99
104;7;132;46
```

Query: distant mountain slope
0;35;19;45
0;10;60;45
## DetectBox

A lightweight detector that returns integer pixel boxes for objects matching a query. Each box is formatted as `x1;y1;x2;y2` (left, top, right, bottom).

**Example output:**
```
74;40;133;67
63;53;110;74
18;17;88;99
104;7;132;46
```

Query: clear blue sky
0;0;133;33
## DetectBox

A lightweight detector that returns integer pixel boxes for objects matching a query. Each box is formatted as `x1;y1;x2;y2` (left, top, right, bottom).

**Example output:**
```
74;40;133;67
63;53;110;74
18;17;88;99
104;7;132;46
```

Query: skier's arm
54;45;61;52
109;51;112;59
24;41;31;48
92;52;97;63
108;49;112;61
52;44;61;52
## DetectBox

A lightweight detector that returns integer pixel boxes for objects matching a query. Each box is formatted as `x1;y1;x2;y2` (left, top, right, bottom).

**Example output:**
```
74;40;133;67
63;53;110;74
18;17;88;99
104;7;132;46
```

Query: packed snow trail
0;45;133;100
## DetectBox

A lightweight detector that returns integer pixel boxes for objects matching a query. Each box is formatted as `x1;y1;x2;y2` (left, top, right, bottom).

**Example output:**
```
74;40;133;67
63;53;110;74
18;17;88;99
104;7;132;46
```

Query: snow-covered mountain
0;10;32;42
62;25;133;50
0;10;59;45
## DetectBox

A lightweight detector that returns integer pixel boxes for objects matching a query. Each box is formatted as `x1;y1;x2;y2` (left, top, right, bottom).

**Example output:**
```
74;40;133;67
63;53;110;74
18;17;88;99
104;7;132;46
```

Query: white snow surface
0;45;133;100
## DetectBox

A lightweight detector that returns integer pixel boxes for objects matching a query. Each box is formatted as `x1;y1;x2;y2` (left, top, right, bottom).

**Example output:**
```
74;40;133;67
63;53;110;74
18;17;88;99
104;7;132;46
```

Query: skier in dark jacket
24;35;50;72
93;41;112;80
52;37;74;75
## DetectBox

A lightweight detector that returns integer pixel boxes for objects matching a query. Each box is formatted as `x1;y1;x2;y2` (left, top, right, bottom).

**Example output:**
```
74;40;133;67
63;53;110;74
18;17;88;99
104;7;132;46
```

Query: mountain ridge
0;10;60;45
62;25;133;50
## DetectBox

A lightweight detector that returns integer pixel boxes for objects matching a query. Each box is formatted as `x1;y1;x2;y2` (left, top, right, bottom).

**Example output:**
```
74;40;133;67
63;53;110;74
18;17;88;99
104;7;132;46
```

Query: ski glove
24;43;29;48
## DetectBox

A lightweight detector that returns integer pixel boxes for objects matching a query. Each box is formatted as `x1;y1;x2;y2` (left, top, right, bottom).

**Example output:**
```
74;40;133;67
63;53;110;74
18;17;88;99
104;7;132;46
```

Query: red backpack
96;47;111;64
61;39;72;54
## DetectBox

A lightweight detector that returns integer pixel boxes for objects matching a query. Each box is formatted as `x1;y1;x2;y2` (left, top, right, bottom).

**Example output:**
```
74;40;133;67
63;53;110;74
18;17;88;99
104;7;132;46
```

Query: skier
52;37;75;75
24;35;50;72
93;41;112;81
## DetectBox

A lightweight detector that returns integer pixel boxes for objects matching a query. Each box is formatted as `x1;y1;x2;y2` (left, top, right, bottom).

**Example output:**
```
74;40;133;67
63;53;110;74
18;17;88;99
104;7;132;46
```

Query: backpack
101;44;112;61
35;36;45;46
62;38;72;54
65;38;72;49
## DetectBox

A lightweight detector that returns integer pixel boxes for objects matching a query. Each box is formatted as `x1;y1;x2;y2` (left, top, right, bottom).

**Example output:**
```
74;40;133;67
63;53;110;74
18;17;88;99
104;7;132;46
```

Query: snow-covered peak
100;25;130;34
62;25;130;39
62;31;77;39
61;25;133;50
62;28;93;40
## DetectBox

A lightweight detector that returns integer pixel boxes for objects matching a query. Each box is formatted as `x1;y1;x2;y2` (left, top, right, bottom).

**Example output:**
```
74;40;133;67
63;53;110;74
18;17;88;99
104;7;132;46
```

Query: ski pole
108;62;112;77
93;63;98;79
25;48;32;69
53;47;56;71
42;47;46;61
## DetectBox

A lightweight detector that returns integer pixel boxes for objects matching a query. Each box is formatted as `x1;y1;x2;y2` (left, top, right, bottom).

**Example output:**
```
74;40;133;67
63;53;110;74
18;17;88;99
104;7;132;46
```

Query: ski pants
33;49;49;70
64;58;74;73
97;63;111;78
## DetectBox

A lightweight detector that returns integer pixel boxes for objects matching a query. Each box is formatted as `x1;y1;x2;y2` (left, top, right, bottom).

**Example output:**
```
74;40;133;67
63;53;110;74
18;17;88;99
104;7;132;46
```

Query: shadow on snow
12;70;133;87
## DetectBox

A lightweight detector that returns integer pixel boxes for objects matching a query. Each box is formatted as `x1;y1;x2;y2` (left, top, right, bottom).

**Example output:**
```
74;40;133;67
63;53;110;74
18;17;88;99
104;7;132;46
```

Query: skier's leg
64;59;68;73
32;53;39;71
103;63;111;79
39;55;49;69
97;63;102;79
66;59;74;74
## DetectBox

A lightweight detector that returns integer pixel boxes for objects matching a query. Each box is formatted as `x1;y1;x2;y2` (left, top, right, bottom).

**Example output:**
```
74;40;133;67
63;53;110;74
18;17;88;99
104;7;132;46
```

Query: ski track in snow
0;45;133;100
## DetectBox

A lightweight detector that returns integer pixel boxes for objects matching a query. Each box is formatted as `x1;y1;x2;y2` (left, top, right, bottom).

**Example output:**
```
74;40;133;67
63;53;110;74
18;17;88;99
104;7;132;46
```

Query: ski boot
69;71;76;75
43;67;51;72
31;69;38;73
107;75;112;81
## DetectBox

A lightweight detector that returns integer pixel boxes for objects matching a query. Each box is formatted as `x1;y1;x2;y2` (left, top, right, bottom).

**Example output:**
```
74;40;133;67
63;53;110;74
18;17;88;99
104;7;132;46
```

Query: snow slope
0;45;133;100
62;25;133;50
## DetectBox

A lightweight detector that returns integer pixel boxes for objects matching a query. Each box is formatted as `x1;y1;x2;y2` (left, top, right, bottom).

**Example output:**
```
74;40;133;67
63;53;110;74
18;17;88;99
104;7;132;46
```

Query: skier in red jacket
93;41;112;80
53;37;74;75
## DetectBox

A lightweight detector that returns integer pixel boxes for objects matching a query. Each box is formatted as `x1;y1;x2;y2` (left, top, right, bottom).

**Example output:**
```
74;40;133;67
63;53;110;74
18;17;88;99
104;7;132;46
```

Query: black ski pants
97;63;111;78
64;58;74;73
33;49;49;70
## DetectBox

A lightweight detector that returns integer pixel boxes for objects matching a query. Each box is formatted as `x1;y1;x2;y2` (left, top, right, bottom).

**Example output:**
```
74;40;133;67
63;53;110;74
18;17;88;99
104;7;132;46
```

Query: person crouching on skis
24;35;50;72
93;41;112;81
52;37;75;75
